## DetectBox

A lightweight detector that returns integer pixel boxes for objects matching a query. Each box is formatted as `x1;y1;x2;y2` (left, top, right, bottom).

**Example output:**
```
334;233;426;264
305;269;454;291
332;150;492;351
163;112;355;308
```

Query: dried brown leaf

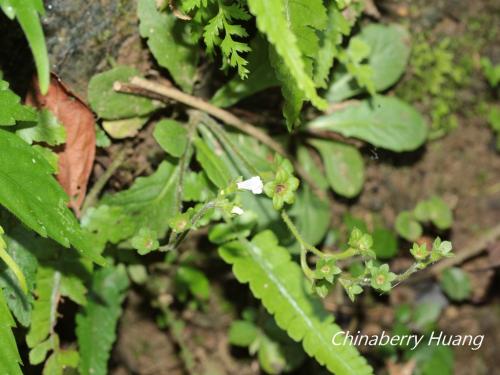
26;74;96;216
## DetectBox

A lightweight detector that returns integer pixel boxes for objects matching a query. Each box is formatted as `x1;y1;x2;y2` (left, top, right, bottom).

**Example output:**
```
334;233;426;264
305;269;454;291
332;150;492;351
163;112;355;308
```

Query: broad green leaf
88;66;160;120
15;109;66;146
229;320;259;346
372;228;398;259
175;265;210;300
289;184;330;246
43;347;79;375
308;96;427;152
0;221;38;326
0;291;22;375
209;211;257;244
311;139;364;198
412;344;454;375
211;35;279;108
183;171;216;202
413;196;453;230
219;231;373;375
247;0;327;118
102;117;149;139
153;119;188;157
193;137;232;189
0;79;37;125
296;146;328;190
327;24;410;102
395;211;422;241
76;265;129;375
0;129;105;265
89;160;179;244
440;267;471;301
138;0;199;92
3;0;49;94
198;125;280;230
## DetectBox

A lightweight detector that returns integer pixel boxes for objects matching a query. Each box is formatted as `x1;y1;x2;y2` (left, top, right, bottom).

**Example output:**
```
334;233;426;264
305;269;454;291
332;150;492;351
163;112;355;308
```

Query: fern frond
219;231;373;375
0;291;23;375
76;265;129;375
247;0;327;117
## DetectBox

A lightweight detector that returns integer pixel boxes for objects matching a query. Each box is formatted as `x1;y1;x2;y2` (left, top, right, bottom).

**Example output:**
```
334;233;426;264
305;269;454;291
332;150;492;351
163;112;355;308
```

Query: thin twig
113;77;331;203
81;146;128;215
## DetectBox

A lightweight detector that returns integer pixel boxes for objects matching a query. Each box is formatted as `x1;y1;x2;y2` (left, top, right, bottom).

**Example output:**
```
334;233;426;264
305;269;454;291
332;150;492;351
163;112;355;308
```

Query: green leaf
183;171;216;202
0;129;105;265
413;196;453;230
193;137;232;189
76;264;129;375
229;320;259;347
0;79;37;125
440;267;471;301
43;347;79;375
138;0;199;92
372;228;398;259
219;231;373;375
310;139;364;198
327;24;410;102
15;109;66;146
289;184;330;246
209;211;257;244
412;344;454;375
395;211;422;241
308;96;428;152
90;160;179;244
102;117;149;139
88;66;160;120
314;2;351;88
153;119;188;157
211;35;279;108
247;0;327;115
0;291;23;375
3;0;49;94
0;221;38;326
175;265;210;300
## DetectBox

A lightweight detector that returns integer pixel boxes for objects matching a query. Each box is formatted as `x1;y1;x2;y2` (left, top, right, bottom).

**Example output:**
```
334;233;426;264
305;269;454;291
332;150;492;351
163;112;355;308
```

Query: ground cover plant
0;0;499;374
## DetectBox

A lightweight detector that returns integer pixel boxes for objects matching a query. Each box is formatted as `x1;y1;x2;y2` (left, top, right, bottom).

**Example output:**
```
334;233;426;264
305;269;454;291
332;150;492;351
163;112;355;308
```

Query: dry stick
114;77;331;203
81;146;128;215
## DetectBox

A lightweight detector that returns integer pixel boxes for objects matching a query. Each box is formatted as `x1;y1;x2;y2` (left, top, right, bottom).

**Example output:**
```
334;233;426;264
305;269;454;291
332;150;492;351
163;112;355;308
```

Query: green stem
327;248;357;261
281;211;324;257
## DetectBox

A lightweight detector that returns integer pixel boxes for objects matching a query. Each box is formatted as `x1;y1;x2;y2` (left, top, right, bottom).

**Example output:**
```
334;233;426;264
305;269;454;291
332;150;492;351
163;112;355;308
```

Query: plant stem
114;77;331;204
281;211;324;257
81;146;127;215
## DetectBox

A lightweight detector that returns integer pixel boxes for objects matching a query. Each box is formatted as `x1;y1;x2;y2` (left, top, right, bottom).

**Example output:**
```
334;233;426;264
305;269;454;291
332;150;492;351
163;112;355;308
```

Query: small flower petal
231;206;244;215
237;176;264;194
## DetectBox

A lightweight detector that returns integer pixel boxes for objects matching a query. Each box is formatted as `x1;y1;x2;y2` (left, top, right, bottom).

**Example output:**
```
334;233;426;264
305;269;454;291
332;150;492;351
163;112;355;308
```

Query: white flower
231;206;244;215
237;176;263;194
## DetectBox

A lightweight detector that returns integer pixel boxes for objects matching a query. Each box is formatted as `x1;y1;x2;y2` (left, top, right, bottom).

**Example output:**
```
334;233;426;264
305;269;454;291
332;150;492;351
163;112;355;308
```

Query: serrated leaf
3;0;49;94
76;265;129;375
327;24;410;102
247;0;327;119
219;231;373;375
0;79;37;125
194;137;232;189
310;139;364;198
211;35;279;108
15;109;66;146
308;96;427;152
0;291;22;375
0;129;105;265
153;119;188;157
89;160;179;244
138;0;199;92
88;66;160;120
